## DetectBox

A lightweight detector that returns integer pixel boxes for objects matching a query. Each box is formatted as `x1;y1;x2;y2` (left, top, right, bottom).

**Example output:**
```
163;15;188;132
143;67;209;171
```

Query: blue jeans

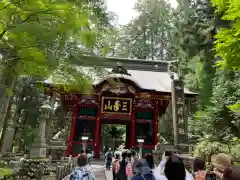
106;160;111;169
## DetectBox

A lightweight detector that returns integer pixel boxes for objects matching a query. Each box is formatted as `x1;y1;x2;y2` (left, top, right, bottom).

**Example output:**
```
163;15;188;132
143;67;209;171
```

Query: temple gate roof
44;68;197;95
94;69;196;95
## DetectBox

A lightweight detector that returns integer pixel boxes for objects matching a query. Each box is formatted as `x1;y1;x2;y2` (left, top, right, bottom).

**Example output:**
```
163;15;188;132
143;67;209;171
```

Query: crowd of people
104;148;240;180
64;148;239;180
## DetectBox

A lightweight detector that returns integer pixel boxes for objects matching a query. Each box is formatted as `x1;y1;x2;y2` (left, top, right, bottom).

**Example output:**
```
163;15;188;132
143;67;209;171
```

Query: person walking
117;151;128;180
105;148;113;171
126;151;133;180
112;153;120;180
131;150;139;175
67;154;96;180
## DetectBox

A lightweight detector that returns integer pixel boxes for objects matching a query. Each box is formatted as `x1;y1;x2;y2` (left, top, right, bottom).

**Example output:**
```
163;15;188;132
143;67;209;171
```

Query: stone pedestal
30;137;47;158
30;100;51;158
47;140;67;161
30;118;47;158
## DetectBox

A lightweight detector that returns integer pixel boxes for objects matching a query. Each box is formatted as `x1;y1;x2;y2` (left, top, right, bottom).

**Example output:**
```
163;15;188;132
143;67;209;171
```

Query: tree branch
0;9;53;40
0;3;12;11
0;30;7;40
20;9;53;24
0;1;20;40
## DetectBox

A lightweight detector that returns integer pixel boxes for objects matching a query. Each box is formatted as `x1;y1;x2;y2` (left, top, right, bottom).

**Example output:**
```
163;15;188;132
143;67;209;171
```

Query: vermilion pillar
154;101;159;146
94;102;101;158
130;107;135;148
67;103;78;156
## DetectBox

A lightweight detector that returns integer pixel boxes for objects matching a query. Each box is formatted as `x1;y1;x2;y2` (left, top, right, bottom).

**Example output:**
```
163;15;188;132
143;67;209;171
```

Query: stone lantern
30;100;52;158
40;102;52;119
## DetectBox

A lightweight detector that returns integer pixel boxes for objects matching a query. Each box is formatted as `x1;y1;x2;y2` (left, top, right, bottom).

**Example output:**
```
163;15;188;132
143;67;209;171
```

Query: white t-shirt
154;174;168;180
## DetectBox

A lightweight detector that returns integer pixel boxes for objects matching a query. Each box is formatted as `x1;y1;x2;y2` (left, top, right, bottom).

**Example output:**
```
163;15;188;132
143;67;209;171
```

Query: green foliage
173;0;240;152
0;0;92;74
211;0;240;112
0;0;118;153
115;0;174;60
0;0;115;95
0;168;12;178
173;0;216;109
189;70;240;141
193;138;240;163
230;144;240;162
12;76;43;152
194;140;230;160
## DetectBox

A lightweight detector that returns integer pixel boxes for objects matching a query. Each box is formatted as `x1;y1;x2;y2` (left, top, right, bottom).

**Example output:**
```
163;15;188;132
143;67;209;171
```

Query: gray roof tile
94;70;196;95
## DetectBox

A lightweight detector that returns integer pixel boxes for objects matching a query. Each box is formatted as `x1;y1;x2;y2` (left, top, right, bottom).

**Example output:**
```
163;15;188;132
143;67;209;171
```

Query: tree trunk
0;96;13;152
9;101;22;152
0;50;19;133
2;106;19;152
0;74;16;141
0;56;17;146
0;70;8;131
160;30;164;61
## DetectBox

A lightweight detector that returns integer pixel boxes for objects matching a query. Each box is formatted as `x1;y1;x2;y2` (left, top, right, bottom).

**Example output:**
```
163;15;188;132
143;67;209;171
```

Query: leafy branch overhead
0;0;115;153
0;0;116;93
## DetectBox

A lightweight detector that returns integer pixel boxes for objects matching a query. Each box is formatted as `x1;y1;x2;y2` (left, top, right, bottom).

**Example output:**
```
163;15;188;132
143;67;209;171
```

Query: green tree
211;0;240;112
115;0;174;60
173;0;240;155
0;0;95;130
172;0;216;109
0;0;118;152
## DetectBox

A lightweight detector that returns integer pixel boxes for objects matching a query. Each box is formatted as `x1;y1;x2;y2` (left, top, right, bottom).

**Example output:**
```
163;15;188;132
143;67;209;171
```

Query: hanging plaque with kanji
101;97;132;115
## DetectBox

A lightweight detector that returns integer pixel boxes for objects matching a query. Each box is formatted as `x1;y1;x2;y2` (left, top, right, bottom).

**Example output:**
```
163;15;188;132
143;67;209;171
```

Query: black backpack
139;171;156;180
107;152;113;160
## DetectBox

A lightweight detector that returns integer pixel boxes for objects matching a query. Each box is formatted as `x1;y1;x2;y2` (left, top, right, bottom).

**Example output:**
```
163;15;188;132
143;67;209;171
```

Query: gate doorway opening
100;122;128;155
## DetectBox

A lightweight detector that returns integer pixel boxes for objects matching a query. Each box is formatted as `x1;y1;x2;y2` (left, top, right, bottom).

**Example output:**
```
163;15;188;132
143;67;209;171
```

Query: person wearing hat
132;159;157;180
211;153;232;179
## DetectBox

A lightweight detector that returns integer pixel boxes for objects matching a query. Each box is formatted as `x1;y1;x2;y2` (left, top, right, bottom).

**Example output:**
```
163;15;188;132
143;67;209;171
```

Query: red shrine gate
43;68;196;158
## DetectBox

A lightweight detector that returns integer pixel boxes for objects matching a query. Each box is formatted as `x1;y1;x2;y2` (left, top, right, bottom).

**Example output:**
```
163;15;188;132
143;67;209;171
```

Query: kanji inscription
171;80;188;145
101;97;132;115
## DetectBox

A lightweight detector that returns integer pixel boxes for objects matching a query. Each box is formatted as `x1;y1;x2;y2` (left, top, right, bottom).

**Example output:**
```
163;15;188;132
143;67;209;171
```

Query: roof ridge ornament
111;66;131;76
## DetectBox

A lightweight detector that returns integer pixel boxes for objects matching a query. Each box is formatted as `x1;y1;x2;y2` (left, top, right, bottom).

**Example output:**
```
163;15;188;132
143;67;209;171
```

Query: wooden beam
74;55;173;72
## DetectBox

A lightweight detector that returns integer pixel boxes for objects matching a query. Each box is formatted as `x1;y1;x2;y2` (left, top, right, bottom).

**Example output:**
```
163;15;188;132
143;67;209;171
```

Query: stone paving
90;159;106;179
47;158;108;180
105;169;113;180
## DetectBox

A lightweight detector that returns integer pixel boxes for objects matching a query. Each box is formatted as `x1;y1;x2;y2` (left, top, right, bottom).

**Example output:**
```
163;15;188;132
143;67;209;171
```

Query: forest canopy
0;0;239;162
